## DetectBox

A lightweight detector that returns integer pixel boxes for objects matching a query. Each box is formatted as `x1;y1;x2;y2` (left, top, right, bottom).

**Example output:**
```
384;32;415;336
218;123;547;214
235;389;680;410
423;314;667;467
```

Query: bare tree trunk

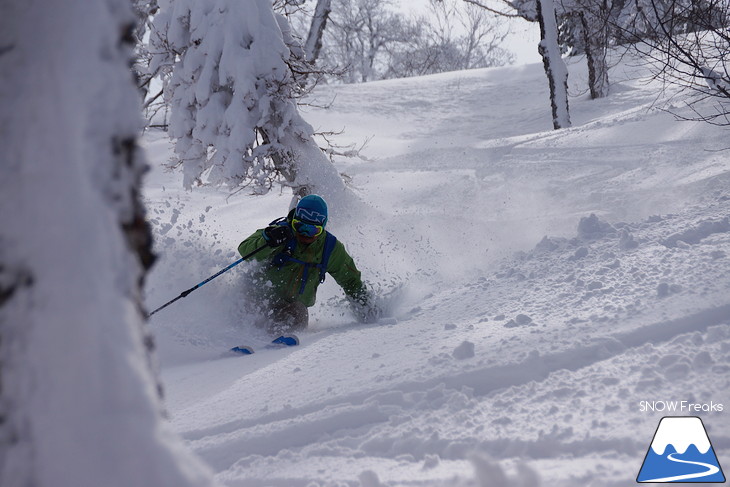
579;10;609;99
536;0;571;128
304;0;332;64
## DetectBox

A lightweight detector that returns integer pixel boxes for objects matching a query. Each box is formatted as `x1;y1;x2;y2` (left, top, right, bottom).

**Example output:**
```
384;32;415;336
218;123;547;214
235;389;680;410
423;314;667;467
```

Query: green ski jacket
238;227;366;307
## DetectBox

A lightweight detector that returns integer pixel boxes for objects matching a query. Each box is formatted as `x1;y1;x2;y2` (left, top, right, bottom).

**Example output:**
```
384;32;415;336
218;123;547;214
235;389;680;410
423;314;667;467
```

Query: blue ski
230;334;299;355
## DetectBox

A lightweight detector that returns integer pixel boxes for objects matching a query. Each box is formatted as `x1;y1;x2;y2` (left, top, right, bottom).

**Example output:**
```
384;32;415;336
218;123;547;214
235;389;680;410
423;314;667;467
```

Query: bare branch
462;0;523;18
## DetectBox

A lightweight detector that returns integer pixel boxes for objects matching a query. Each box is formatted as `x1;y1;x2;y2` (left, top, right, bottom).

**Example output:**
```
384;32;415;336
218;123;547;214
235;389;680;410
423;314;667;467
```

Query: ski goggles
292;218;324;238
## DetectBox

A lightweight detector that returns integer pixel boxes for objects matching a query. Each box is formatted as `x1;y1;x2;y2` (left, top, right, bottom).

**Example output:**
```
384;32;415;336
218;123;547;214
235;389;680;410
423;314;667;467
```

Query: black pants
266;300;308;335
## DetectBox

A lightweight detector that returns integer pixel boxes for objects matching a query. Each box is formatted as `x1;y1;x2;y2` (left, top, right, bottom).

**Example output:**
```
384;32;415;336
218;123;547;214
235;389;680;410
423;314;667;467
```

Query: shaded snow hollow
143;53;730;486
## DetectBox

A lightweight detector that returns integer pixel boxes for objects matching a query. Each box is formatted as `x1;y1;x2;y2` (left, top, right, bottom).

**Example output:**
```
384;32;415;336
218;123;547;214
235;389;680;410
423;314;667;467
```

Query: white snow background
143;52;730;486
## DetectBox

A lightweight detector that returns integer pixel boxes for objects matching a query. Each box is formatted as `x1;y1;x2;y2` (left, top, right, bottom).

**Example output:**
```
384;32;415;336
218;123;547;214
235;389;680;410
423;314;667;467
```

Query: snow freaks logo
637;416;726;483
639;401;724;413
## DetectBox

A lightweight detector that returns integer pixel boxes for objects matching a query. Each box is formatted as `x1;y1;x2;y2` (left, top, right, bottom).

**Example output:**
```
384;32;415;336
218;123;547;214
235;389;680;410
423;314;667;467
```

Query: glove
350;290;382;324
263;225;292;247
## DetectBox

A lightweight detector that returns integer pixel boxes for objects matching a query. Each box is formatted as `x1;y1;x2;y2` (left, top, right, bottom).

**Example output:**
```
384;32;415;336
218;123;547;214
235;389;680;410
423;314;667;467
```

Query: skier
237;195;378;334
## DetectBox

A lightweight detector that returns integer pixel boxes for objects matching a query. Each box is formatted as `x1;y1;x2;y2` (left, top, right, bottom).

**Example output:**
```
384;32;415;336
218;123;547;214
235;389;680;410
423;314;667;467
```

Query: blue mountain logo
637;416;726;483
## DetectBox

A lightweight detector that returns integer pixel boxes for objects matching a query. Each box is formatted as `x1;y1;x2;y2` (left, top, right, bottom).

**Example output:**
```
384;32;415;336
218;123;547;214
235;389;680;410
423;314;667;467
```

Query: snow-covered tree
133;0;167;125
304;0;334;64
149;0;346;200
133;0;159;95
537;0;572;128
0;0;216;486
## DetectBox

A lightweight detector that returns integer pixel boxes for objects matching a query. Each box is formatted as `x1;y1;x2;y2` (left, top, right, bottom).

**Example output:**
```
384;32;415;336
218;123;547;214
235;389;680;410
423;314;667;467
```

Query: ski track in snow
143;53;730;486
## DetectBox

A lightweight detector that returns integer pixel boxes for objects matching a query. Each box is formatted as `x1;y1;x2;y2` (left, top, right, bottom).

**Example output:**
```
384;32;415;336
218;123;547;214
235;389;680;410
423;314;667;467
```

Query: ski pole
147;243;268;318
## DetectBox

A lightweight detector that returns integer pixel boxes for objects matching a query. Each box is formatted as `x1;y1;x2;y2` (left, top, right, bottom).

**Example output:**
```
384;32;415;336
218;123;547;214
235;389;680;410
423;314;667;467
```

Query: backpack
269;217;338;295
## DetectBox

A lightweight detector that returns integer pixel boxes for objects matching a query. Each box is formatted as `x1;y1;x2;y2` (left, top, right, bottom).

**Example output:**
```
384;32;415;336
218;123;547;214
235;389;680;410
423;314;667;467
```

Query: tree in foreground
0;0;215;485
149;0;347;205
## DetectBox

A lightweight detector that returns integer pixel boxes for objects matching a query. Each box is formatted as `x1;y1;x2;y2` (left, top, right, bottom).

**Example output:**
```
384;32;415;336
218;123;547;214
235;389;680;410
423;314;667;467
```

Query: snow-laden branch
149;0;346;198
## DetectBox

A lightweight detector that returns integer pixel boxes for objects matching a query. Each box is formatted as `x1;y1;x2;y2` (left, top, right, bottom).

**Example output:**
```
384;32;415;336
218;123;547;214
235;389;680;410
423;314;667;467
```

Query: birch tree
560;2;611;99
537;0;572;128
304;0;333;64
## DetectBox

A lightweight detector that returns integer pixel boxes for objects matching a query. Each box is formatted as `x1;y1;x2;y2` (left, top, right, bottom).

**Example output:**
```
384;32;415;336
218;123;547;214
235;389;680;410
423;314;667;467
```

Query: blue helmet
294;194;328;226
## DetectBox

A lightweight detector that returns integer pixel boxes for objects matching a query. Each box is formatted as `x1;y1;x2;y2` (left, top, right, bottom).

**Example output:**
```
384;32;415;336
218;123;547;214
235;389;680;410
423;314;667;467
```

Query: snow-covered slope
142;54;730;486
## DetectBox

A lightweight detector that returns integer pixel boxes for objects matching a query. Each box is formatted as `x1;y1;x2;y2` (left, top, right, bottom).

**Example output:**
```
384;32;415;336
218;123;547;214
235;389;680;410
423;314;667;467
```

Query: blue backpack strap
270;231;337;295
318;232;337;284
292;232;336;294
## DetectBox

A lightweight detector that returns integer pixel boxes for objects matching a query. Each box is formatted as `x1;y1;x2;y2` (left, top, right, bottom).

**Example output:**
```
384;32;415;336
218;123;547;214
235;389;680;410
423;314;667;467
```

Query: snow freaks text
639;401;724;413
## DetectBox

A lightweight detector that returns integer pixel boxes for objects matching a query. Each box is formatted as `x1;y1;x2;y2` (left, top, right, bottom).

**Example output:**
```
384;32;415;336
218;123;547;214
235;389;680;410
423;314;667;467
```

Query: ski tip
271;334;299;346
230;345;255;355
